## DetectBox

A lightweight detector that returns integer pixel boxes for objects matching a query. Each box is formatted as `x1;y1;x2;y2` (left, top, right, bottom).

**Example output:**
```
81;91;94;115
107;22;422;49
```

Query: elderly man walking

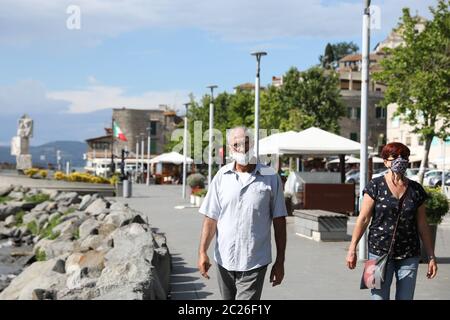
198;126;287;300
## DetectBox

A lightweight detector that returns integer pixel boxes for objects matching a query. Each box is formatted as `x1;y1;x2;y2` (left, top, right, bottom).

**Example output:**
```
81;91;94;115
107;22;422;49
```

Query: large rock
103;209;146;228
8;192;24;201
0;224;11;239
85;199;109;216
34;239;75;260
79;235;110;252
0;202;25;221
78;219;101;240
52;219;80;240
4;214;17;228
78;194;98;211
22;211;46;226
59;211;86;224
66;251;105;277
0;258;67;300
0;186;13;197
96;223;170;299
55;192;80;206
31;201;54;213
41;189;59;201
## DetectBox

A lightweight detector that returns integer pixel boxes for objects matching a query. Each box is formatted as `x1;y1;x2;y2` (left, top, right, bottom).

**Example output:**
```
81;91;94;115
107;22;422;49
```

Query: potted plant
197;189;208;207
187;173;206;194
421;187;449;262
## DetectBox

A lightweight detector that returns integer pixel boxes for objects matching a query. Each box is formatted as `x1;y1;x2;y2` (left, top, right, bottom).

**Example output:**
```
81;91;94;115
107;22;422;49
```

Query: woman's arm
346;193;375;269
417;204;438;279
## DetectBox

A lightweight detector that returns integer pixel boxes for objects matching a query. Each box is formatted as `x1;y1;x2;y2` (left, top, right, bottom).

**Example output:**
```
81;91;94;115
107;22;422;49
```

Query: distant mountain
0;141;87;168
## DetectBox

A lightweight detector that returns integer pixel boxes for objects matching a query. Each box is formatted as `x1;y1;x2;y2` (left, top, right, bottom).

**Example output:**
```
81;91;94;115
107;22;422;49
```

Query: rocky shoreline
0;185;171;300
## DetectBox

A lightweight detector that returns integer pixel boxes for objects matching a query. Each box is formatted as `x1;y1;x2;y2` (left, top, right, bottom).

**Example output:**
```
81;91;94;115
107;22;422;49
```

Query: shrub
26;221;39;236
54;171;66;181
24;168;39;178
35;247;47;262
24;193;50;204
39;214;62;239
187;173;206;189
39;170;48;179
15;210;25;226
425;187;449;225
0;196;12;204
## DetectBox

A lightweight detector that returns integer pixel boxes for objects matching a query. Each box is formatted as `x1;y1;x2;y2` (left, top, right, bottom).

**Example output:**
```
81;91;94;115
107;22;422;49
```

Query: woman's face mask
389;156;409;175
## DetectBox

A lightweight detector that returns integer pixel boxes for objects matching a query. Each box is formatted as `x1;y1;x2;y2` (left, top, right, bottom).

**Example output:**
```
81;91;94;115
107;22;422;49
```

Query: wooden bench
293;209;349;241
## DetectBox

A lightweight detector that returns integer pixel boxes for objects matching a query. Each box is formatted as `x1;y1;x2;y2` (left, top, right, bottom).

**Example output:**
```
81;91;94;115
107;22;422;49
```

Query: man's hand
198;253;212;279
427;259;438;279
269;260;284;286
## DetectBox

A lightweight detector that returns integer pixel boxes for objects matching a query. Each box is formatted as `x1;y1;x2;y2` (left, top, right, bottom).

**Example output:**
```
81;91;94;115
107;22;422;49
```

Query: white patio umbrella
149;151;193;165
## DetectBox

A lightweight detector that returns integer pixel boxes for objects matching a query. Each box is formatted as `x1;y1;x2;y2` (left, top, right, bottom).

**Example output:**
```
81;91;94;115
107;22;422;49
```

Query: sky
0;0;437;145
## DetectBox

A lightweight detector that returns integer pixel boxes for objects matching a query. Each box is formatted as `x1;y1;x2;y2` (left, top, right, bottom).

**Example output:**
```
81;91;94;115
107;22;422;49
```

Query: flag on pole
113;121;127;141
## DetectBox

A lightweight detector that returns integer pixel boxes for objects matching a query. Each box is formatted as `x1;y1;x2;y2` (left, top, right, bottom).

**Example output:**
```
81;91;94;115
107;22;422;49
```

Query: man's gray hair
226;126;254;145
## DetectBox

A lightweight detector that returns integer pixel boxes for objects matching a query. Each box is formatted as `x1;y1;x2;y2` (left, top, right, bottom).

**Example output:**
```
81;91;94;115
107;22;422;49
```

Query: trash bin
123;179;132;198
115;181;123;197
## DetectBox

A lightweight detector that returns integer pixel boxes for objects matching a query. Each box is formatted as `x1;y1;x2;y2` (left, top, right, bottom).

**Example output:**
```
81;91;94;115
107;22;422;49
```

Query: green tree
277;67;345;133
319;41;359;69
373;0;450;183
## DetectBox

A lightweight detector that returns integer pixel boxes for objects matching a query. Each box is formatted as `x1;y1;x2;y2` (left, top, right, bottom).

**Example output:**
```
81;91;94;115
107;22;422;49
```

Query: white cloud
0;0;436;46
0;80;70;114
47;84;190;114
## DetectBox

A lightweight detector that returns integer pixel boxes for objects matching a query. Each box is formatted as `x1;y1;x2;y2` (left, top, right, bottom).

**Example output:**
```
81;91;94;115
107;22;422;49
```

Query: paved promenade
115;184;450;300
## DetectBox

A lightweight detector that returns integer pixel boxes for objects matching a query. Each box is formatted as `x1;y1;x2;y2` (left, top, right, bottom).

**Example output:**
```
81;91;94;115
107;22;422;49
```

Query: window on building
376;106;386;119
406;136;412;146
150;121;157;136
350;132;358;141
356;108;361;119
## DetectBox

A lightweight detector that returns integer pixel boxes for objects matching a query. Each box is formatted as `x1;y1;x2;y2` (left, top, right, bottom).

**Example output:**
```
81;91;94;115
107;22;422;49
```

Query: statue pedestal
16;154;32;171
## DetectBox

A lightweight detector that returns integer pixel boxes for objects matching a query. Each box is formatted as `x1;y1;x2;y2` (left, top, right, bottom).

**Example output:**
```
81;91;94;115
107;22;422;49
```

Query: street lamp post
182;103;190;199
251;51;267;161
146;126;151;186
141;133;145;184
359;0;371;261
135;136;139;183
207;85;218;188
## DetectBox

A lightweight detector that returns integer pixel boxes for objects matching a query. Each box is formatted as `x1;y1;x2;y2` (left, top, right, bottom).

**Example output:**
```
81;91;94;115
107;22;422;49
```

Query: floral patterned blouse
363;176;428;259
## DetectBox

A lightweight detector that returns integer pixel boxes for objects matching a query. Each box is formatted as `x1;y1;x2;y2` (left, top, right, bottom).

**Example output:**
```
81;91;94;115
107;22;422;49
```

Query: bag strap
386;183;409;257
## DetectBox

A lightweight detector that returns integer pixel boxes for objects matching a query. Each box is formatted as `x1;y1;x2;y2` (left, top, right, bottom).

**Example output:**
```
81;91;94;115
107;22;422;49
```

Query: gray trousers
216;264;268;300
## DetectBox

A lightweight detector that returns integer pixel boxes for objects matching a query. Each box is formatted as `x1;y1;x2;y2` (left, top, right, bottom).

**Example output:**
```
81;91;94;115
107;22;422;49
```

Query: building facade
387;103;450;169
85;106;182;162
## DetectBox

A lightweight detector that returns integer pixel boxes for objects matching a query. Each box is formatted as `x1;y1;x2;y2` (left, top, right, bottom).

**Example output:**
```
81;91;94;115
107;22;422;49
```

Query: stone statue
11;114;33;171
17;114;33;138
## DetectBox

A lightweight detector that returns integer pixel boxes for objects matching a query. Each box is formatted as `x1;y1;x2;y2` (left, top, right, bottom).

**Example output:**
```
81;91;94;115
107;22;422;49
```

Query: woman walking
346;142;438;300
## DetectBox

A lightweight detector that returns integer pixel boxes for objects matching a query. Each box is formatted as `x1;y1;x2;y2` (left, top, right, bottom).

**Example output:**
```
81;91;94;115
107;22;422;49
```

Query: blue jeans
368;253;420;300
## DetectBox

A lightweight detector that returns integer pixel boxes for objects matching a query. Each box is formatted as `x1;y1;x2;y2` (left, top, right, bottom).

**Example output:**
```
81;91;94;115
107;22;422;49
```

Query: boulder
52;219;80;240
37;214;49;228
55;192;80;206
0;258;67;300
34;239;75;260
41;189;59;201
22;211;45;226
97;224;117;238
66;251;105;277
0;224;11;239
95;223;170;300
103;209;146;228
79;235;109;252
0;186;13;197
31;201;53;213
59;211;86;224
79;218;101;240
4;214;17;228
78;194;97;211
0;202;24;221
85;199;109;216
8;192;24;201
26;189;40;197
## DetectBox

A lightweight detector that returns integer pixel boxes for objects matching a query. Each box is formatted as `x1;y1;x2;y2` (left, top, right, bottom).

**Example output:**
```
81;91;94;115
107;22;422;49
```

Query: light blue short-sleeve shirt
199;161;287;272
